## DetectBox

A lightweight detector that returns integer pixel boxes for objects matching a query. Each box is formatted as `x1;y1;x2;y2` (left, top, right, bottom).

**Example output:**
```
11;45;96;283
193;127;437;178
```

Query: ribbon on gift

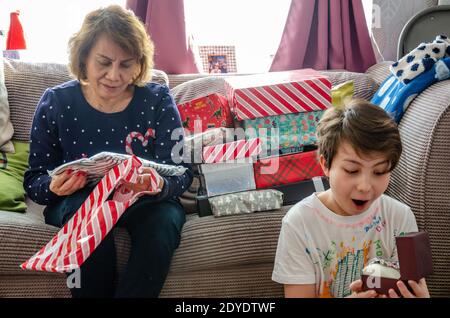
20;156;159;273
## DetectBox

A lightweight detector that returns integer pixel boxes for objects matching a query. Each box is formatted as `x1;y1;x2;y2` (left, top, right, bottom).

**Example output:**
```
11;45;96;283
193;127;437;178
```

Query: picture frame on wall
199;45;237;73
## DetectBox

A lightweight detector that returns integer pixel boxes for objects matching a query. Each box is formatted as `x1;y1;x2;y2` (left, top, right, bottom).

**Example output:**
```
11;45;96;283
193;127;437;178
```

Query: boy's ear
319;154;330;177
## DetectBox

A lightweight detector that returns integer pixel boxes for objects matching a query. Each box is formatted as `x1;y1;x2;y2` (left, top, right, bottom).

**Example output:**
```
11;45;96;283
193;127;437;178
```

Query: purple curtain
270;0;376;73
127;0;200;74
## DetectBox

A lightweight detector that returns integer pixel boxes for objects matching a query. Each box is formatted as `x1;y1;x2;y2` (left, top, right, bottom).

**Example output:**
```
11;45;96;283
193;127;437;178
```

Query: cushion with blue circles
372;57;450;123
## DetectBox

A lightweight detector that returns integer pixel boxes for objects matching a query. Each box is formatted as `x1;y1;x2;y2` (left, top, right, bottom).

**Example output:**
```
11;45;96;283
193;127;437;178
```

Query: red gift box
202;138;262;164
253;150;324;188
177;94;234;133
225;69;331;121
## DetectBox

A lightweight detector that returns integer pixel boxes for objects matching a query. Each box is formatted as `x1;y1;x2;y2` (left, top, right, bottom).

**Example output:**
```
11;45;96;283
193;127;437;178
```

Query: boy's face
319;141;391;216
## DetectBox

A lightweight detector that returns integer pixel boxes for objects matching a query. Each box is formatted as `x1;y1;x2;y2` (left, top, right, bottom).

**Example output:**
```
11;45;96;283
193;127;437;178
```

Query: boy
271;99;430;298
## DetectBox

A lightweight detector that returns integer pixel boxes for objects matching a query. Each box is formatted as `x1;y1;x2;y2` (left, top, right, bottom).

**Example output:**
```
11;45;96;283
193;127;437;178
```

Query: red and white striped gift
225;69;331;121
202;138;262;164
21;156;159;273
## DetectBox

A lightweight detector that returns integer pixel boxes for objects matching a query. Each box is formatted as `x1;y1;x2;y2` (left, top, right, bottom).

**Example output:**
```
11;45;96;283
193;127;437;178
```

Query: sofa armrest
385;79;450;296
365;61;393;86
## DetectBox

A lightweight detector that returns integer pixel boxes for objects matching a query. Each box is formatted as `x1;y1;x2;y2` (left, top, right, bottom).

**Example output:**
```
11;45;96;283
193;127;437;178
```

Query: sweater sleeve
23;89;63;205
149;85;193;202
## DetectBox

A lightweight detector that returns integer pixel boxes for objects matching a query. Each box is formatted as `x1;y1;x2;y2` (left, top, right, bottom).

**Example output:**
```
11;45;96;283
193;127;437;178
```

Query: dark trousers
44;186;185;298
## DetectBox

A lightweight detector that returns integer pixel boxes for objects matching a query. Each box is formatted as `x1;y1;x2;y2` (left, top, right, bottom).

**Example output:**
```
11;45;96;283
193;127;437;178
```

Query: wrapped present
253;150;324;188
272;176;330;206
199;162;256;197
209;189;283;217
225;69;331;121
183;127;236;164
279;146;304;155
243;110;324;151
196;192;213;217
21;156;160;272
177;93;234;133
202;138;262;164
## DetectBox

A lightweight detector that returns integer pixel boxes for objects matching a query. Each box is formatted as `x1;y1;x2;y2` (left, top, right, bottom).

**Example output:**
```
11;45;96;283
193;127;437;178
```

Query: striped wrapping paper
225;69;331;121
20;156;159;273
202;138;262;164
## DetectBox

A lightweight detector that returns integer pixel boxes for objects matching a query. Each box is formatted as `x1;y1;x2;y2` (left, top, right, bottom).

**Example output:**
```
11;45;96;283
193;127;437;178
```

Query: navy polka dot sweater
24;80;193;206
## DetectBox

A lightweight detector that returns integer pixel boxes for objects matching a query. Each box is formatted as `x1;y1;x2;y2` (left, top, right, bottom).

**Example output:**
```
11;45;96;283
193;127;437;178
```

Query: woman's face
84;34;140;101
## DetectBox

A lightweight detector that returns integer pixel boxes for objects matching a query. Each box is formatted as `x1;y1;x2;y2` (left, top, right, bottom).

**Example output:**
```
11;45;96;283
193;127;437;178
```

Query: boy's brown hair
317;99;402;171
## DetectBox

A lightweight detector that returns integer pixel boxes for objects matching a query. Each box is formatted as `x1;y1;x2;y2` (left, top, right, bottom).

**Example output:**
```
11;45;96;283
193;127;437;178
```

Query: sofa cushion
0;140;29;212
0;58;14;152
0;200;290;275
3;58;170;142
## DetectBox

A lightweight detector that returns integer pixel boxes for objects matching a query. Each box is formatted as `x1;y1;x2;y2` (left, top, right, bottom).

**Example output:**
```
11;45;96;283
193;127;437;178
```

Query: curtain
270;0;376;73
126;0;200;74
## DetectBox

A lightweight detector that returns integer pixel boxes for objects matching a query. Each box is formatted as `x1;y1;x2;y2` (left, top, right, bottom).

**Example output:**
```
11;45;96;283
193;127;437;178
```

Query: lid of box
224;69;330;89
395;231;433;281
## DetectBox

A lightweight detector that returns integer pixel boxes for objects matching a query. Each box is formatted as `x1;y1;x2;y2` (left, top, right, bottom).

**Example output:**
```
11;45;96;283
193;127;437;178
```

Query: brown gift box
361;231;433;295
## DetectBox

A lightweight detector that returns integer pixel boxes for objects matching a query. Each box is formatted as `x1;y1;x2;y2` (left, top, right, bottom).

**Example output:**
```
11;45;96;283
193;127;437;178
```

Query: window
185;0;291;74
0;0;125;63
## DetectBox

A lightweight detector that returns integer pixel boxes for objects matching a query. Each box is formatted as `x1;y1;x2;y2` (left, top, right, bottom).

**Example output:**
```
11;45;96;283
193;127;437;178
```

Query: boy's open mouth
352;199;368;207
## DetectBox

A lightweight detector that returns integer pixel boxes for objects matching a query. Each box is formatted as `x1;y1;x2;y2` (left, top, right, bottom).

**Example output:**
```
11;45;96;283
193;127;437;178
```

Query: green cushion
0;140;29;212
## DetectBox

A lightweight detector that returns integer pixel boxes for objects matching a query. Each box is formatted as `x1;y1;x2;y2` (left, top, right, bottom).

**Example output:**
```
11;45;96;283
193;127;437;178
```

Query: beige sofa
1;58;449;297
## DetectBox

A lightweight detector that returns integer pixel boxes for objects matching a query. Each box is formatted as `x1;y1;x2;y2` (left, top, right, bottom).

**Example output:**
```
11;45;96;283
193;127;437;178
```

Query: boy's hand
49;169;87;196
346;279;378;298
388;278;430;298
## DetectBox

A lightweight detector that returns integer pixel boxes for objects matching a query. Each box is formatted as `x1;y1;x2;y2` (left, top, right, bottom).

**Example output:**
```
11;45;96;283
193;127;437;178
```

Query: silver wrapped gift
199;161;255;197
208;189;283;217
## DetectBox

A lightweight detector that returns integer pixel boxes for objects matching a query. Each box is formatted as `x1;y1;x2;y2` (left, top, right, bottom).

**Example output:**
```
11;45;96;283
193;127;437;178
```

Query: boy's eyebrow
96;54;135;63
343;159;389;167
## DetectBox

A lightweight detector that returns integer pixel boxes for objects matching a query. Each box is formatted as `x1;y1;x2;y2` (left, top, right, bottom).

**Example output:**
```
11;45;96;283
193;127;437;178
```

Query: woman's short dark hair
317;99;402;171
68;5;154;86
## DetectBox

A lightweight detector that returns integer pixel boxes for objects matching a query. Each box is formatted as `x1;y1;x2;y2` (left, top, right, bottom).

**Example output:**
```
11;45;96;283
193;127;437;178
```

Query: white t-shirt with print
272;193;418;298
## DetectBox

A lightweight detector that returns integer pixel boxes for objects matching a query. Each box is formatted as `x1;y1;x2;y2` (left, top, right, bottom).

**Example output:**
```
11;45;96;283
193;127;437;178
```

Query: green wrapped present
208;189;283;217
243;111;324;152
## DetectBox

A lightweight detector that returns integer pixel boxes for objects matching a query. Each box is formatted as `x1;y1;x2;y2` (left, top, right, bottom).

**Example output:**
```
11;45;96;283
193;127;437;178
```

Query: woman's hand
388;278;430;298
49;169;87;196
121;167;164;195
346;279;378;298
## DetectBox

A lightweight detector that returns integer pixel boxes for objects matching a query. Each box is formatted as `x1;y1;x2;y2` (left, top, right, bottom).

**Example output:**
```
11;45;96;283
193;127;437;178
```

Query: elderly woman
23;5;193;298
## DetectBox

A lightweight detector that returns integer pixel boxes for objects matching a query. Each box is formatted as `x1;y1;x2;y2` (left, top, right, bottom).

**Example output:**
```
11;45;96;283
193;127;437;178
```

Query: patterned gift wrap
243;110;324;152
209;189;283;217
202;138;262;164
225;69;331;121
253;150;324;188
176;93;234;133
21;156;160;273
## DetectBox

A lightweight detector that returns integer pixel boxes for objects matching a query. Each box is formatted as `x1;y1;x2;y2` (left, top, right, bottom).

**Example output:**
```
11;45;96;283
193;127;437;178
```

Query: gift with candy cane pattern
20;156;160;273
225;69;331;121
202;137;262;164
